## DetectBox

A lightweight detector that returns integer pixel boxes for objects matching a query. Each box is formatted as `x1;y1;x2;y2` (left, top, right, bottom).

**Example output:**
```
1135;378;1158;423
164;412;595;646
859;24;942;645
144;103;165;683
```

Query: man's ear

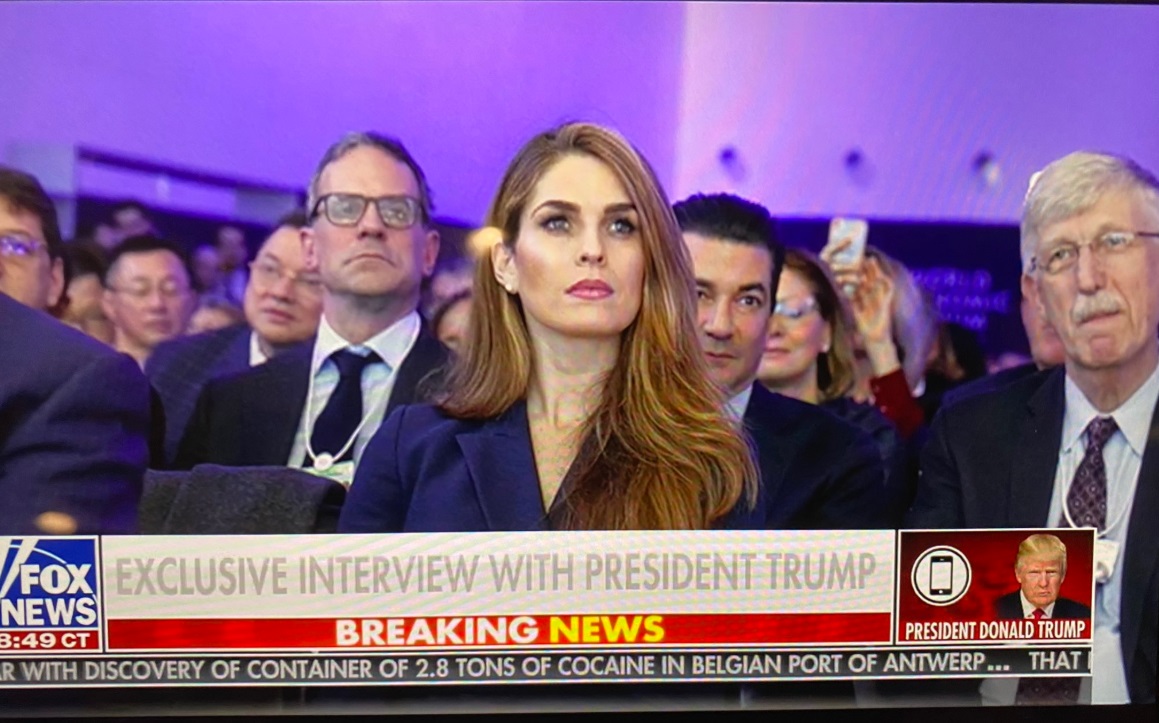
47;256;66;310
302;227;319;272
1021;273;1046;320
492;240;516;293
100;288;118;325
422;228;440;278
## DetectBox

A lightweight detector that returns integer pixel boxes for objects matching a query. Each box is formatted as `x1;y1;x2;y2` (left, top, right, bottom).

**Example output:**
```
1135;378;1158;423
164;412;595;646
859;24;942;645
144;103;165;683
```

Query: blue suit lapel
216;326;252;377
456;400;549;531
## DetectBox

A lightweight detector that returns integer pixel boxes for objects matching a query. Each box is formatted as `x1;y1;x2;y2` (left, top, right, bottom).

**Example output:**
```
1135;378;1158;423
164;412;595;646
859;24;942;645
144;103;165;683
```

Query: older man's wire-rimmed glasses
1030;230;1159;275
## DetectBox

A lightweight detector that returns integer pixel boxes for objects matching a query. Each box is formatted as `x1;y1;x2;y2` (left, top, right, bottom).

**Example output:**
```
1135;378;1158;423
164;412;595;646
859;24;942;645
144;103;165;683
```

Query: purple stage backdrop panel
0;1;685;223
675;3;1159;223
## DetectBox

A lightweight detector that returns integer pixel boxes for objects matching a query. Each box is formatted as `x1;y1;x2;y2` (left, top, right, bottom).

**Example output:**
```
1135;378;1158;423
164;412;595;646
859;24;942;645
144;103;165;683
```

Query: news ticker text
0;647;1090;687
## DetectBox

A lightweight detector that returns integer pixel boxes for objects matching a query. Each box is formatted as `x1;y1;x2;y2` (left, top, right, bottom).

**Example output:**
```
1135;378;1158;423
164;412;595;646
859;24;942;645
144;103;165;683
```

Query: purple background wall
2;2;1158;225
675;3;1159;223
0;1;685;223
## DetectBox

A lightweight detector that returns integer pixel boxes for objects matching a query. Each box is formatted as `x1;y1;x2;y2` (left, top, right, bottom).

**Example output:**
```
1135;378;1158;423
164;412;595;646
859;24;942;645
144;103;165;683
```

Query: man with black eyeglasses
147;210;323;467
176;133;449;487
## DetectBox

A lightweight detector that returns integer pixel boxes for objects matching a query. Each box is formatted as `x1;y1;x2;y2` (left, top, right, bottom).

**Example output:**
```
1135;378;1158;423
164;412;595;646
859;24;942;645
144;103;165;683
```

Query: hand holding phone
823;217;869;296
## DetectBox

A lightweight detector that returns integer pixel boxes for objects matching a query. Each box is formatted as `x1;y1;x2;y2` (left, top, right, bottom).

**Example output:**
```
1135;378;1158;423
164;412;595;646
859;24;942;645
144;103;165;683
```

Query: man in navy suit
909;152;1159;704
995;533;1092;620
176;133;448;483
1;289;150;534
146;210;322;466
674;193;891;530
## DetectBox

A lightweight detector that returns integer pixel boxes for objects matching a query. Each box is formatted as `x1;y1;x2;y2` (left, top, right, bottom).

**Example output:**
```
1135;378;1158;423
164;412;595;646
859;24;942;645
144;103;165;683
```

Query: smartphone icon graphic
929;556;954;596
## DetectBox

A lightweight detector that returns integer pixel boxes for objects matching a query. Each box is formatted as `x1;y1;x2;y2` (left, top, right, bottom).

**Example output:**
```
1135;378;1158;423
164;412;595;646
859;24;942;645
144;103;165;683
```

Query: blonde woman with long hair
339;122;758;531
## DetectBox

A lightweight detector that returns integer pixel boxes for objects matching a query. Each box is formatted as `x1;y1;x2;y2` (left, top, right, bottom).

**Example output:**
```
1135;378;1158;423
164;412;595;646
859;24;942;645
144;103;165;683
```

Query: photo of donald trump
995;533;1091;620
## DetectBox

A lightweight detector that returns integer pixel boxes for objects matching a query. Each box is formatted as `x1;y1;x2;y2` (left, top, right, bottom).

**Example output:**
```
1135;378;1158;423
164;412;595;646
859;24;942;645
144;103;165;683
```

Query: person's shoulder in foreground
905;367;1059;530
0;292;150;533
337;401;505;533
741;384;893;528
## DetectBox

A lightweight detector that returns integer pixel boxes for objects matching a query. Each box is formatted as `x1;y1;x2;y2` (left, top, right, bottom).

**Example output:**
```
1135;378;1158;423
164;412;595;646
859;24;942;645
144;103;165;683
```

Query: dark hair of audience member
0;167;69;315
673;192;786;296
109;199;150;219
439;122;758;530
431;288;471;336
275;208;309;230
781;247;862;401
63;239;109;281
0;167;66;262
102;235;193;287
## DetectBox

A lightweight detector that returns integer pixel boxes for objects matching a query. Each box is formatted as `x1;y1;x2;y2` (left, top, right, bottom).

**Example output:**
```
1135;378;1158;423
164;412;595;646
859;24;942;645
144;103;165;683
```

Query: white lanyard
303;352;379;470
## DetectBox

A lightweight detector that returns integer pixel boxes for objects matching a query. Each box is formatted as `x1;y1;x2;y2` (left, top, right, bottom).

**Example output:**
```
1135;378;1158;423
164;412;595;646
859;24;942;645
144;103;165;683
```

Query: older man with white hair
908;151;1159;705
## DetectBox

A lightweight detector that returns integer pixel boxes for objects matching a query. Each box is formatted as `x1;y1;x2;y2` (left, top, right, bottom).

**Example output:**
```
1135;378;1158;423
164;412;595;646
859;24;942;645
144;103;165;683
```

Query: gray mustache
1072;293;1123;324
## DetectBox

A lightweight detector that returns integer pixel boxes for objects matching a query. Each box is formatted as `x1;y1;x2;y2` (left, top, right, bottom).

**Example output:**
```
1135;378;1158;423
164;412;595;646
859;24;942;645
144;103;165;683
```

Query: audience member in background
110;199;157;240
424;253;474;317
921;320;988;417
61;241;115;344
943;269;1069;409
91;222;121;251
339;122;756;534
676;193;891;530
909;151;1159;705
191;244;224;297
147;210;322;466
216;224;250;304
432;288;472;354
0;166;67;316
823;242;938;439
758;247;911;516
176;133;448;486
186;296;245;335
0;292;150;534
101;235;196;367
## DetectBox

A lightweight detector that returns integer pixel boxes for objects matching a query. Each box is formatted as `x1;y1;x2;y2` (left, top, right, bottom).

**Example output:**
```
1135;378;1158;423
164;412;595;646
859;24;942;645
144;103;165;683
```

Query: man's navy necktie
309;349;382;465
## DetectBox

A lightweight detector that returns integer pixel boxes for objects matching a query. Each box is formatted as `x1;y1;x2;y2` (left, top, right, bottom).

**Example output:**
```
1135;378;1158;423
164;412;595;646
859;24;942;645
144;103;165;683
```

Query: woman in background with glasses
758;248;913;519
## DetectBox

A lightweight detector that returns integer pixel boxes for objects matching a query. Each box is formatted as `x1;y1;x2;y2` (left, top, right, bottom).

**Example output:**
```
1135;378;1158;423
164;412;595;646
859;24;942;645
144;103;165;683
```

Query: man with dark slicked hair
675;192;892;530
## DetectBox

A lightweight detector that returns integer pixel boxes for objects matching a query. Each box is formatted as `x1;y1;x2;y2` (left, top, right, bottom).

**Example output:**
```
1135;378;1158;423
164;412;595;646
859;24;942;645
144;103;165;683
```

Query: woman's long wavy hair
780;248;862;402
437;122;758;530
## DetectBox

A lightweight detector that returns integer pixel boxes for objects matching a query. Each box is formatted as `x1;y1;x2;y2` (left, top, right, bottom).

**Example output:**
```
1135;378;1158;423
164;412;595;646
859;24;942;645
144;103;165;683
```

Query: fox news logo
0;537;99;628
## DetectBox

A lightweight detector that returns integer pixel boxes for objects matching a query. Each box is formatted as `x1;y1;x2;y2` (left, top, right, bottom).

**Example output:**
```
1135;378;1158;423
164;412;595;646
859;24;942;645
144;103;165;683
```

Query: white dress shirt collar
727;383;755;422
311;311;421;376
249;331;269;367
1062;360;1159;457
1019;590;1056;619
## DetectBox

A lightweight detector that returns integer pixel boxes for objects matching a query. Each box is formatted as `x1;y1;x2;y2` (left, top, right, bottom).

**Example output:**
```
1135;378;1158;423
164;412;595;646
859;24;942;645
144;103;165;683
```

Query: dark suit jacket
994;590;1091;621
738;384;891;529
0;293;150;533
339;384;888;533
907;367;1159;703
940;362;1042;410
174;325;448;469
145;323;252;467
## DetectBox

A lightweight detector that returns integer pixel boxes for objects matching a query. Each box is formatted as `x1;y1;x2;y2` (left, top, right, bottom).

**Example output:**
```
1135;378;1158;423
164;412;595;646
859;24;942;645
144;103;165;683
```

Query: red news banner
100;531;895;652
897;529;1096;646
